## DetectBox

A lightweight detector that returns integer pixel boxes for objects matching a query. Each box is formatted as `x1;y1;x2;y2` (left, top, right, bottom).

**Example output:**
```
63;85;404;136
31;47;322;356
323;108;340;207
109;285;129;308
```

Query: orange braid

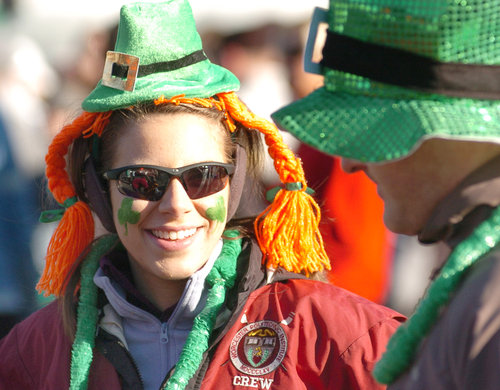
37;111;112;297
217;92;330;275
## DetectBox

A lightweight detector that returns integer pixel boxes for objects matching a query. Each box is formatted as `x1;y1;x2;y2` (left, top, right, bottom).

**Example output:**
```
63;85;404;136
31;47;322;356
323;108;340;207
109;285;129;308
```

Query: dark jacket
389;155;500;390
0;239;404;389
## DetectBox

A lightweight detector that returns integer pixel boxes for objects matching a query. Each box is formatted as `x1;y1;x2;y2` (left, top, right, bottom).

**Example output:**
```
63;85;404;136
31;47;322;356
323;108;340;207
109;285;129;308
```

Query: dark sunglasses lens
113;165;230;201
117;168;166;201
182;165;230;199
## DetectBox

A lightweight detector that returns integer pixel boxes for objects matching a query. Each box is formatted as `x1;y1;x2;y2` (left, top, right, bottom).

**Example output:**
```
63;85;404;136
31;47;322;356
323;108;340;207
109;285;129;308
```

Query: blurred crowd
0;0;442;338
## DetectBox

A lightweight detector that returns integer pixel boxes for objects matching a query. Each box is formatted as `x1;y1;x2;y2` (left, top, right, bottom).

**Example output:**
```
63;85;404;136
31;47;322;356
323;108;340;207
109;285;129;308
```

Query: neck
128;259;189;312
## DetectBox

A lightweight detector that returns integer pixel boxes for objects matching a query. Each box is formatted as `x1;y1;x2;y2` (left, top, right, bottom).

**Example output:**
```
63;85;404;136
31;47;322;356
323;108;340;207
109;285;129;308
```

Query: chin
169;260;210;280
163;273;191;281
383;213;420;236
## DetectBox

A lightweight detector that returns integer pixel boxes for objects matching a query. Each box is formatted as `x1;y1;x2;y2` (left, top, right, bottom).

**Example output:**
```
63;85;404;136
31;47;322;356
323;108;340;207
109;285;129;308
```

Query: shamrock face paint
118;197;141;235
206;196;226;223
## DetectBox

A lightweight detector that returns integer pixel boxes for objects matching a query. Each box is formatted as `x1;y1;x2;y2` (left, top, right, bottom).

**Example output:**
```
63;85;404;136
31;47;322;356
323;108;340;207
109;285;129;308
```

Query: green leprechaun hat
272;0;500;163
82;0;239;112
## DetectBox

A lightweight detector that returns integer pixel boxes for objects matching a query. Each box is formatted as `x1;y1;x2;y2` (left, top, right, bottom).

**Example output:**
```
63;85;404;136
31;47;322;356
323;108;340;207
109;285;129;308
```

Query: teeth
152;228;197;241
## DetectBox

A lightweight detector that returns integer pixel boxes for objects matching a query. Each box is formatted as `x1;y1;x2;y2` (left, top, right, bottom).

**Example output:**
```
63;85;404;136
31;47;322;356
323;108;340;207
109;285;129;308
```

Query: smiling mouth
151;228;197;241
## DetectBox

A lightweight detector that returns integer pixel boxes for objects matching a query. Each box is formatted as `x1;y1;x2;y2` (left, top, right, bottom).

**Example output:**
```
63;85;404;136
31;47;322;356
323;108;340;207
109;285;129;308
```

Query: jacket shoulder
0;301;71;389
279;278;403;321
256;279;405;356
6;300;68;345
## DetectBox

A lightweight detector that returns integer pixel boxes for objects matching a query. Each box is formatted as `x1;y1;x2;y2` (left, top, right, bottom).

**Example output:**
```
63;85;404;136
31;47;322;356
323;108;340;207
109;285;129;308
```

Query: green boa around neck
374;206;500;384
69;231;242;390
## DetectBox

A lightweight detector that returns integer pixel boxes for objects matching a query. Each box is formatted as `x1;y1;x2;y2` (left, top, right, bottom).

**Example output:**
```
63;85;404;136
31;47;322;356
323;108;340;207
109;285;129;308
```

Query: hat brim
82;61;239;112
272;87;500;163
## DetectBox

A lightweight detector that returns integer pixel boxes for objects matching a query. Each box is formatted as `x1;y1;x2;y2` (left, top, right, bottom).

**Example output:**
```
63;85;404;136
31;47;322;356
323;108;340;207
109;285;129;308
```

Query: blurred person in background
0;12;57;337
273;0;500;388
215;24;295;121
47;23;118;139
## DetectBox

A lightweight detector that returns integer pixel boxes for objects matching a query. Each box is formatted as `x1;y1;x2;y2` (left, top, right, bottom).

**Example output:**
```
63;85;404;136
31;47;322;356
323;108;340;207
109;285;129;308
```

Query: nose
157;178;193;215
340;157;367;174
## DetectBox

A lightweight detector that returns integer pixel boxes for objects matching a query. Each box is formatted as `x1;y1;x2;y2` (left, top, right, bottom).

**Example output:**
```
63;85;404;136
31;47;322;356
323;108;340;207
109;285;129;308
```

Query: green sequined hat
272;0;500;163
82;0;239;112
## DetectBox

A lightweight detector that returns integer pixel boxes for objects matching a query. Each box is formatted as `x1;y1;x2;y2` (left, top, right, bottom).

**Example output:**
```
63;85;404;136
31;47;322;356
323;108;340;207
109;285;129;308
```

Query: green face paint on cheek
206;196;226;223
117;197;141;235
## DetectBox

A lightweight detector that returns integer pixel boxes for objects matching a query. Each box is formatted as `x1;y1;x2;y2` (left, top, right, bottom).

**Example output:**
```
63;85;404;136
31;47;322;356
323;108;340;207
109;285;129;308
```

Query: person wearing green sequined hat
273;0;500;388
0;1;405;389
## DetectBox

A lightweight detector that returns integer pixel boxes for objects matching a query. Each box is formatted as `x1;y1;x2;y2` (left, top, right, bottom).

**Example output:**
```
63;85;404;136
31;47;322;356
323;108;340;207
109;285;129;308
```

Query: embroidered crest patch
230;320;287;376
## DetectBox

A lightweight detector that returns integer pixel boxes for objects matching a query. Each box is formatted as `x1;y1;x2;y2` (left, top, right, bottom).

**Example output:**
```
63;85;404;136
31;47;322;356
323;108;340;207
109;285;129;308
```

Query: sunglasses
102;162;235;201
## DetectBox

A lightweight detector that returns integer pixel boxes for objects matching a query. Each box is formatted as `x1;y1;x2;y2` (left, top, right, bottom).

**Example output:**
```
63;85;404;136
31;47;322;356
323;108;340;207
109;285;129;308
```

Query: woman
0;1;404;389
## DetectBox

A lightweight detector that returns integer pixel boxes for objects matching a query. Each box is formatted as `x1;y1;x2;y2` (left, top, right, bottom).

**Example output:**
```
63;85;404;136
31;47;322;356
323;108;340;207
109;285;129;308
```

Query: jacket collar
419;154;500;248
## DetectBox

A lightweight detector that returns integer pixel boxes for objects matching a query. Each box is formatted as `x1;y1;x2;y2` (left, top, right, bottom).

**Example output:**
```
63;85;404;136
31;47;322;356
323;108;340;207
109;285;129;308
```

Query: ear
226;144;247;221
83;157;117;233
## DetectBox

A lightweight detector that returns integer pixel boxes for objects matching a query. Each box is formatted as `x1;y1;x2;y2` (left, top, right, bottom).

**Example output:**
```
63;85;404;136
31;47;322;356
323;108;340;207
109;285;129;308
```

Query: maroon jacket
0;241;404;389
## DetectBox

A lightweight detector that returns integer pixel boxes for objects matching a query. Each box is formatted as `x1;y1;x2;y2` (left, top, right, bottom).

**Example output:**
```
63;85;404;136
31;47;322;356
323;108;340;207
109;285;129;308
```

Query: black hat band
320;30;500;100
102;50;207;92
